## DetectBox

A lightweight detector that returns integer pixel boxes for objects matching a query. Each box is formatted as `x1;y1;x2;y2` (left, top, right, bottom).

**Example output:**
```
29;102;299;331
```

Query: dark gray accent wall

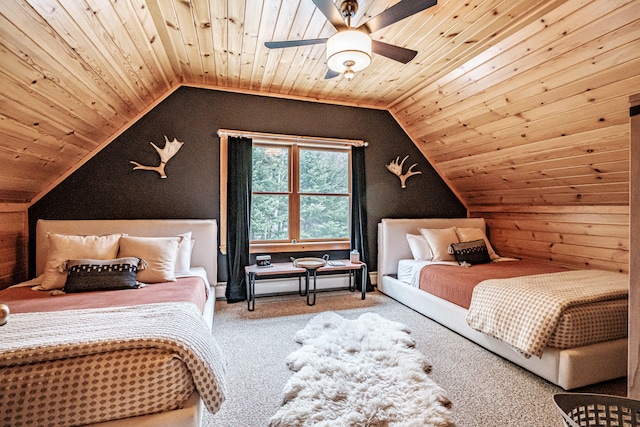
29;86;466;281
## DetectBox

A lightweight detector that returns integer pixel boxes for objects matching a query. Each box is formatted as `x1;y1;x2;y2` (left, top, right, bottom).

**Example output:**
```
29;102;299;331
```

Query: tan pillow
40;233;122;290
174;232;193;275
406;234;432;260
118;236;182;283
455;227;499;260
418;227;459;262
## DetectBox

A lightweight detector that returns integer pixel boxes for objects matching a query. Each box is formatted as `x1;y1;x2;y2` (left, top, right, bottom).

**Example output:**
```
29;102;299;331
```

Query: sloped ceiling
0;0;638;206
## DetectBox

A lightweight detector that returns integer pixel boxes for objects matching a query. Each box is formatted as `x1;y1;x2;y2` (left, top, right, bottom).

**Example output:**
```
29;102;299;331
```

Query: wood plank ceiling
0;0;638;208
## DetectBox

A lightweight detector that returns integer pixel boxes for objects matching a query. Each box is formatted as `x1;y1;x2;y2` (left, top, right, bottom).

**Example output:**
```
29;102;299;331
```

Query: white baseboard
215;271;377;300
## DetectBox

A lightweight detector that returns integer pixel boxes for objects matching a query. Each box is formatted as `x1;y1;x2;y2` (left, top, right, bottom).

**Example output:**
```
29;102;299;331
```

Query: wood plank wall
628;93;640;399
470;205;629;273
0;204;28;289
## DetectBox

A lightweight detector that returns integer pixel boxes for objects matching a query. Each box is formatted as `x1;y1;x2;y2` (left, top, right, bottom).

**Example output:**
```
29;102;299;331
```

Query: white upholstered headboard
377;218;487;278
35;219;218;285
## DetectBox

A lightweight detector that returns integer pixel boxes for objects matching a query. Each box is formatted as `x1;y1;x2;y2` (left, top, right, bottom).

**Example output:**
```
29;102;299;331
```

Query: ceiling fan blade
371;40;417;64
324;69;340;79
311;0;348;31
265;38;328;49
363;0;438;34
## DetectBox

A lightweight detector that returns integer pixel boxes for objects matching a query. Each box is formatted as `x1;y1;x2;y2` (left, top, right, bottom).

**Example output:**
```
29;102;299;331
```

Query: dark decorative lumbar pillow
64;257;142;293
449;239;491;265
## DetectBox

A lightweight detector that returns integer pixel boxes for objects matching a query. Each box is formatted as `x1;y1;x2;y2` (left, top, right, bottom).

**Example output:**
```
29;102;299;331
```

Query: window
219;131;365;254
251;143;351;250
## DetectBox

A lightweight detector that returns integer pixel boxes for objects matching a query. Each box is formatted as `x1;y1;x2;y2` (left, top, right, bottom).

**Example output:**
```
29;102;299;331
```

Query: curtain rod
217;129;368;147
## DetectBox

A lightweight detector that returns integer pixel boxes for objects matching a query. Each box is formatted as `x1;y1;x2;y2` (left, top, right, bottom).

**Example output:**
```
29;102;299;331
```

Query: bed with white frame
377;217;627;390
2;219;221;427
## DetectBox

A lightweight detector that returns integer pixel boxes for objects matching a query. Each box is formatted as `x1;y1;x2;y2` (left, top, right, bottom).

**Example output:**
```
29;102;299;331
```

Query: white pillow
418;227;459;262
406;234;432;260
118;236;182;283
40;233;122;290
455;227;499;260
174;232;193;275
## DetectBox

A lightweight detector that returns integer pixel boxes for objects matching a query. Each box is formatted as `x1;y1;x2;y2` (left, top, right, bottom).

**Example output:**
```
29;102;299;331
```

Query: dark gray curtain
351;146;373;292
225;136;252;303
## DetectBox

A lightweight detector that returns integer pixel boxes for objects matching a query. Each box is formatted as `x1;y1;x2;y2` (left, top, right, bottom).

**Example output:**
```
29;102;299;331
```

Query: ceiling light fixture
326;30;371;80
325;0;371;81
265;0;435;81
342;60;356;81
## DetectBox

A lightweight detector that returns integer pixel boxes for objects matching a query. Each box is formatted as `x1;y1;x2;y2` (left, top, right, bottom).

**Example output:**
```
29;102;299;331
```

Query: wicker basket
553;393;640;427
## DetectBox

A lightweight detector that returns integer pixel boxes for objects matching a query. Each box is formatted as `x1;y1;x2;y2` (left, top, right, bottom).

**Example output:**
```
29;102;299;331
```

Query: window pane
252;146;288;193
300;196;349;239
300;149;348;194
250;195;289;241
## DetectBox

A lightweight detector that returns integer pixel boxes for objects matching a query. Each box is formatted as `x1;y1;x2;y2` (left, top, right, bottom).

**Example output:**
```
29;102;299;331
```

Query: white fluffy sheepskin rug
269;311;454;427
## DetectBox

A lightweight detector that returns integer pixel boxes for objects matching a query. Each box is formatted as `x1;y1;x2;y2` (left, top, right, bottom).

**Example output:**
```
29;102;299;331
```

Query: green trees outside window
250;144;350;243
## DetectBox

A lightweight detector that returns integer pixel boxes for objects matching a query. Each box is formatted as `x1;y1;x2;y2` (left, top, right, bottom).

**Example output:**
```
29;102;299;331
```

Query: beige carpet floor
203;289;626;427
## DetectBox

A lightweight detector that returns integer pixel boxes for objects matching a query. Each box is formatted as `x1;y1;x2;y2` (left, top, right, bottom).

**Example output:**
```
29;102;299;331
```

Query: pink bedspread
1;276;209;314
419;259;568;309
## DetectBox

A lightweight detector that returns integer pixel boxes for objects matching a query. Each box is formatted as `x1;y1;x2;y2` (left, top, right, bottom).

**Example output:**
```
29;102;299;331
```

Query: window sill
250;241;350;254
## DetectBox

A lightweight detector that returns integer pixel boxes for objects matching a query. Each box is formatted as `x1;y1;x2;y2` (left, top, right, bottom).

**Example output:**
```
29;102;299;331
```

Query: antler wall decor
386;155;422;188
130;135;184;178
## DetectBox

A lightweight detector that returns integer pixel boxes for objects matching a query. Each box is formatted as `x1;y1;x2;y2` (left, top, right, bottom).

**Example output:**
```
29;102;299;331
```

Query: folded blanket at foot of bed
466;269;628;358
0;302;227;426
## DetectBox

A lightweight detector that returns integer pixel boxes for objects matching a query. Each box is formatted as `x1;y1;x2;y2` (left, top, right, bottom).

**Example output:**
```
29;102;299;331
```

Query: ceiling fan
265;0;438;80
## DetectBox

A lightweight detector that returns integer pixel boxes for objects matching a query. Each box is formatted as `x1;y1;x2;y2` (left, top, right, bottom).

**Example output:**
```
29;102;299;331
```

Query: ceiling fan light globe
326;30;371;73
343;68;356;80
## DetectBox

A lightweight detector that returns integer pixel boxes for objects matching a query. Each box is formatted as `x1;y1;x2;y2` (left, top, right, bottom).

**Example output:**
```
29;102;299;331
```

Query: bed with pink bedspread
377;217;628;390
0;219;224;427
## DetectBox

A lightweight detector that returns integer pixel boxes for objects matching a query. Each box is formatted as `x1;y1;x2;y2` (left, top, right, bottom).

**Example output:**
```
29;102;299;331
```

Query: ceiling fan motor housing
340;0;358;21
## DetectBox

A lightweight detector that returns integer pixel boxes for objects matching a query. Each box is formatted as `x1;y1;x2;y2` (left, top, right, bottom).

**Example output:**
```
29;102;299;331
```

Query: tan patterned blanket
466;269;628;358
0;302;227;415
